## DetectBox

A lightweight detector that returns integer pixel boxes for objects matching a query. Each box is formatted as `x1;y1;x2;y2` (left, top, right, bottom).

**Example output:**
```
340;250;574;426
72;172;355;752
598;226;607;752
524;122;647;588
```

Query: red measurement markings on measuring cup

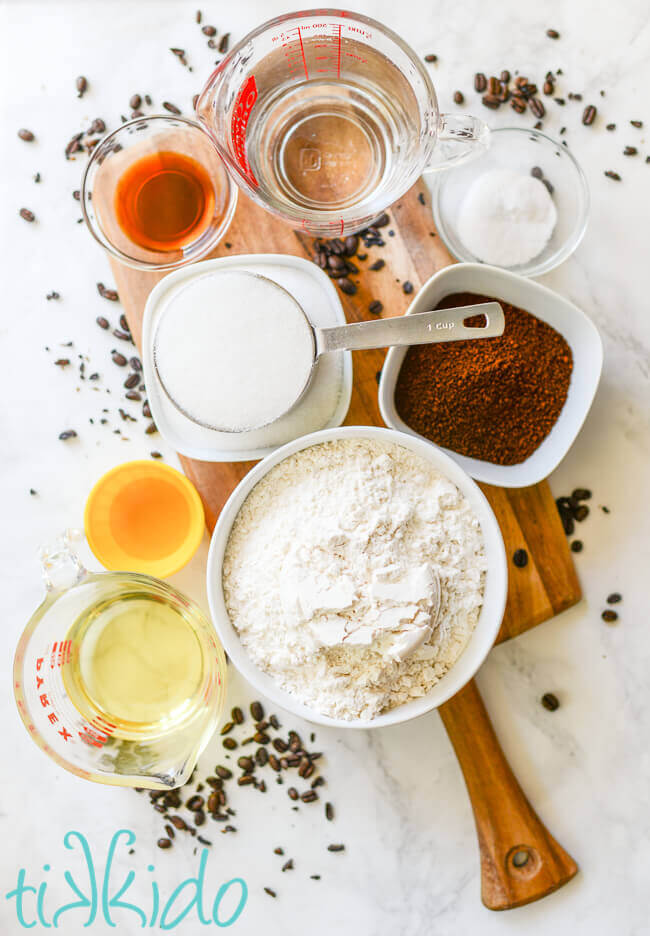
34;648;115;747
231;75;259;186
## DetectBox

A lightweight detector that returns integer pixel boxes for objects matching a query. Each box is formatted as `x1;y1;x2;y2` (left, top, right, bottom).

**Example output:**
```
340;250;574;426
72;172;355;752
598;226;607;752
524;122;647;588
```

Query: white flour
222;438;486;720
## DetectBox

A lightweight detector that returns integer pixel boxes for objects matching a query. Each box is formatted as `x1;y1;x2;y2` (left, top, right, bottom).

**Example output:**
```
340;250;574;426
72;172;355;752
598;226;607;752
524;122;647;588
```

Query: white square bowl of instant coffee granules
206;425;507;728
379;263;603;488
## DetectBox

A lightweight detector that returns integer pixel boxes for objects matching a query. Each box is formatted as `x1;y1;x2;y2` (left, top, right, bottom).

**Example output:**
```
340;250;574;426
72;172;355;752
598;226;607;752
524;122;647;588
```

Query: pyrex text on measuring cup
196;9;490;236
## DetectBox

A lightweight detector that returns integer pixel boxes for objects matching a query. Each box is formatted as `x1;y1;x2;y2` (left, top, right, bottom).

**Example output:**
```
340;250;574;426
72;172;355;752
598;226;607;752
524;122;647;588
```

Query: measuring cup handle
423;113;491;172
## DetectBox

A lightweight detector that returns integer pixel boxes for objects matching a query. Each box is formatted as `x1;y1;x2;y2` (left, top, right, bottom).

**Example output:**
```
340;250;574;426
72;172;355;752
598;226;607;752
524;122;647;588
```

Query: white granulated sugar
457;167;557;267
222;439;487;720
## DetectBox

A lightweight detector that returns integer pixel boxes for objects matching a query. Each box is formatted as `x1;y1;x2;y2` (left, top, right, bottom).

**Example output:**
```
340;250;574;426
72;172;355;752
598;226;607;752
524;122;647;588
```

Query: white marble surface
1;1;649;933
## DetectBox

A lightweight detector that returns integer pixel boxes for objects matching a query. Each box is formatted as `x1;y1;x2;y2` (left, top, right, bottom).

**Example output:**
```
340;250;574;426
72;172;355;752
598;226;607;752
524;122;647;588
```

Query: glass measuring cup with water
13;533;227;789
196;9;490;236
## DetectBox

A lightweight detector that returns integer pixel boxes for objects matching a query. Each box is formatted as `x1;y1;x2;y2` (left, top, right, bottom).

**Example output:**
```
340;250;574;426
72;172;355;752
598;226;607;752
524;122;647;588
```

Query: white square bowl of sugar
142;255;353;461
378;263;603;488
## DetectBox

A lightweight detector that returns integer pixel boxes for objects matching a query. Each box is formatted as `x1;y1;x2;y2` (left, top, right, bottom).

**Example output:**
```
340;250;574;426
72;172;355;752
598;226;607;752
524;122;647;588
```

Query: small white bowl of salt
432;127;590;276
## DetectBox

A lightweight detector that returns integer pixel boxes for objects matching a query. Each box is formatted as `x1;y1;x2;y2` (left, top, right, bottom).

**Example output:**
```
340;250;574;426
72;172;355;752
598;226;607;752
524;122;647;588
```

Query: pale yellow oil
63;591;205;736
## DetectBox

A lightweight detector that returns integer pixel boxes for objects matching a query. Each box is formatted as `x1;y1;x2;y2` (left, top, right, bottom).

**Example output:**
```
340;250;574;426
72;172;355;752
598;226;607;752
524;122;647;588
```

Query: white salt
153;270;315;431
456;167;557;267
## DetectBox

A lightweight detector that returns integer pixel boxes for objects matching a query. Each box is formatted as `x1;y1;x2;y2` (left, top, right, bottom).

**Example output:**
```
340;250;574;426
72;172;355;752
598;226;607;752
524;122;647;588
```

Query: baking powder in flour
222;439;487;720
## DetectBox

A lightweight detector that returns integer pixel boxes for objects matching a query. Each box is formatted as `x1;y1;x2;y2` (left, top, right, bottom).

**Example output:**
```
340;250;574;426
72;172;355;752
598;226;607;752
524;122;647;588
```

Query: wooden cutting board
110;183;580;909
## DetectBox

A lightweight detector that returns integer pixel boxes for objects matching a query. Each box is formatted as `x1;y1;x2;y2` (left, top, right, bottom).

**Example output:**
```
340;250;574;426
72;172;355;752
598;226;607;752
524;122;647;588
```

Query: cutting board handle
438;679;578;910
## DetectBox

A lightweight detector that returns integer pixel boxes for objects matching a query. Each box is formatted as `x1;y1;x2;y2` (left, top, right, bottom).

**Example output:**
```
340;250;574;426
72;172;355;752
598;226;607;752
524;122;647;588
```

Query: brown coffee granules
394;292;573;465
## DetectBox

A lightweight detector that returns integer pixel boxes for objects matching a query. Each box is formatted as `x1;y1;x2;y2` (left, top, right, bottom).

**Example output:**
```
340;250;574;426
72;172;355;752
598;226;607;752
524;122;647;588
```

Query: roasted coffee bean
327;844;345;852
220;721;234;735
145;421;157;435
218;33;230;53
268;754;281;772
488;76;500;96
250;701;264;721
543;80;554;96
287;787;299;801
112;329;130;342
531;166;544;180
237;775;255;787
205;777;223;790
369;259;385;271
142;401;151;419
237;756;255;772
582;105;597;126
301;790;318;803
264;888;276;898
402;281;414;295
194;811;206;826
345;260;359;274
281;858;294;871
124;372;139;389
253;731;270;744
76;76;88;97
474;72;487;92
607;592;622;604
19;208;35;222
570;540;583;553
231;706;244;724
186;795;204;811
605;123;616;131
97;283;119;301
327;253;346;272
337;277;357;295
129;93;142;109
311;776;325;789
58;430;77;440
530;98;545;118
163;101;181;115
630;120;643;128
54;359;71;367
272;737;288;753
510;95;526;113
534;121;543;130
453;90;464;105
482;94;501;109
602;609;618;623
343;235;358;256
169;815;188;830
541;692;560;711
164;824;176;840
424;53;437;63
18;128;35;141
604;170;621;181
202;24;216;35
170;48;187;64
546;28;560;38
573;504;589;522
513;548;528;568
554;97;566;106
369;300;383;315
542;178;554;196
157;838;172;849
255;746;268;766
374;212;390;227
624;146;638;156
222;737;237;750
112;351;127;366
215;765;232;779
572;488;591;501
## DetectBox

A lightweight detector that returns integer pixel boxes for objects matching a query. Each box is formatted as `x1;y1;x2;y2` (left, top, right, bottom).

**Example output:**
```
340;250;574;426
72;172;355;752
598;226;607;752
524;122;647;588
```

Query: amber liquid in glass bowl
114;151;215;252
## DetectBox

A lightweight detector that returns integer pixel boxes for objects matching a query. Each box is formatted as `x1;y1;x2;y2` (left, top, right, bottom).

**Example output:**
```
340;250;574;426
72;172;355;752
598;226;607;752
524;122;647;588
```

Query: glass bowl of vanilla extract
81;115;237;271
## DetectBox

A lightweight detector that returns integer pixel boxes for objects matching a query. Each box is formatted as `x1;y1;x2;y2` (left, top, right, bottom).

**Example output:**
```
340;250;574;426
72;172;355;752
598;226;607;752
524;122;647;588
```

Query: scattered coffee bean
607;592;622;604
337;277;357;295
530;98;545;118
223;737;237;750
231;706;244;724
129;93;142;110
574;504;589;522
606;123;616;131
145;421;157;435
54;358;71;368
582;105;597;126
142;401;151;419
602;609;618;623
111;351;127;367
554;97;565;106
369;300;383;315
546;28;560;38
46;291;61;300
157;838;172;849
513;548;528;568
474;72;487;93
604;170;621;180
58;430;77;440
215;766;232;779
623;146;638;156
162;101;181;115
327;844;345;852
630;120;643;128
76;76;88;97
218;33;230;53
570;540;583;553
250;701;264;721
541;692;560;711
325;802;334;821
287;787;299;801
453;91;464;105
19;208;35;222
220;721;235;736
264;888;276;898
572;488;591;500
237;756;255;772
482;94;501;110
150;451;163;459
531;166;543;180
18;128;35;142
202;24;216;36
510;96;526;114
402;281;414;294
301;790;318;803
113;329;131;342
369;259;385;271
97;283;119;301
424;53;437;63
282;859;294;871
170;48;187;65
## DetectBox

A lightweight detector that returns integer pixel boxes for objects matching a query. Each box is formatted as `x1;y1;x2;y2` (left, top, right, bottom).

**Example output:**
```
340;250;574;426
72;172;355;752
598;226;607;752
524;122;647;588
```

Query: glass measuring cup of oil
196;8;490;236
13;533;227;790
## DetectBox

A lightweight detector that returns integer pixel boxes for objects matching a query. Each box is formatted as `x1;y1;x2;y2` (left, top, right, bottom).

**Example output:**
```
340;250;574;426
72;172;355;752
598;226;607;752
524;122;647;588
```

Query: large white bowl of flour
207;427;507;727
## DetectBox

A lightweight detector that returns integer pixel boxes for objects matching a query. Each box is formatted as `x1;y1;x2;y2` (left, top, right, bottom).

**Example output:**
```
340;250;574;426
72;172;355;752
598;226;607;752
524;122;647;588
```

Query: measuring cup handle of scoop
315;302;505;354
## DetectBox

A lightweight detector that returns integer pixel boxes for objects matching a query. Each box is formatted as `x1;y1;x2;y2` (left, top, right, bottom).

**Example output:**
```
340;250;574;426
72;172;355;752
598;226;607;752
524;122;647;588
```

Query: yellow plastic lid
84;460;205;578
